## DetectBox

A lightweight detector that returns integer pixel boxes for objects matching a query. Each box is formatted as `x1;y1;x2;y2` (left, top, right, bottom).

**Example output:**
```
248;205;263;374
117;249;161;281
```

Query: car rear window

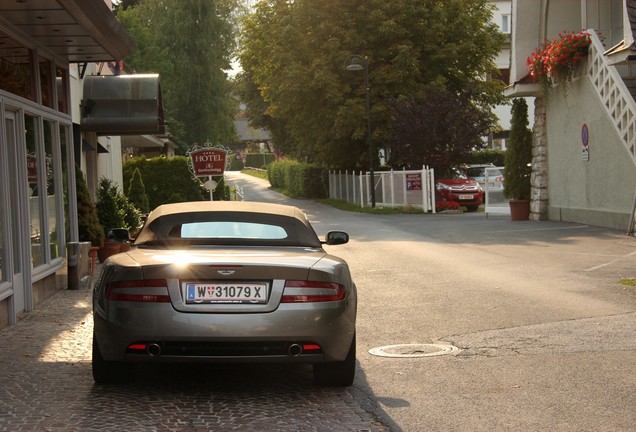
135;211;321;247
467;168;485;177
178;222;288;240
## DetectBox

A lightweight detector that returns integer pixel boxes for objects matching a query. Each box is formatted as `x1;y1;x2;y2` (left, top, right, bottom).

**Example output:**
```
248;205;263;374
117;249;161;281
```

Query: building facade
0;1;136;328
506;0;636;231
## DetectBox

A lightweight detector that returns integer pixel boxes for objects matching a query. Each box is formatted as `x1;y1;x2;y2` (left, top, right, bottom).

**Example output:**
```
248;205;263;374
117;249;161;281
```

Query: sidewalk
0;261;388;432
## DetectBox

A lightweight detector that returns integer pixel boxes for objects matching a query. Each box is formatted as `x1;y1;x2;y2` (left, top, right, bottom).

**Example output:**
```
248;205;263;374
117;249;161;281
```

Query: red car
435;167;484;212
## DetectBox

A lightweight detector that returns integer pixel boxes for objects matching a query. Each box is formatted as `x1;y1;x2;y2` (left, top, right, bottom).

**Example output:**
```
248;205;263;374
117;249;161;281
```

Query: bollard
67;242;80;290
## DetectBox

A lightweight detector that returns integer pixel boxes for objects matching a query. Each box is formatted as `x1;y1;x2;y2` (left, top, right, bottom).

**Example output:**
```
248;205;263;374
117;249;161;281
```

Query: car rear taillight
106;279;170;302
282;280;345;303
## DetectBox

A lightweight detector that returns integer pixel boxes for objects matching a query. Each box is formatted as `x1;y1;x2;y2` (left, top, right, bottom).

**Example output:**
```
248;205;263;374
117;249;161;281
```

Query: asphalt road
225;171;636;432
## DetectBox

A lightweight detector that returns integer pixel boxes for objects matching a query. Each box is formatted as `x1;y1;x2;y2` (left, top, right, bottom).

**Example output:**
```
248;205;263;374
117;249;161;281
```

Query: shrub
121;196;142;232
122;156;207;209
96;177;126;232
267;160;328;198
96;177;141;233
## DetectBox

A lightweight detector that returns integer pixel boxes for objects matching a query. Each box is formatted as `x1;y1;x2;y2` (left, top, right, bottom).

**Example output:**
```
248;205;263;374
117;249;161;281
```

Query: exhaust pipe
288;344;303;356
146;343;162;357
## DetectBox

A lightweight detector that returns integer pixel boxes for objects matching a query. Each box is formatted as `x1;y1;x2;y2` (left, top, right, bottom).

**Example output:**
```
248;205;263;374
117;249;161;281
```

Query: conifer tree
75;165;105;247
127;168;150;213
504;99;533;200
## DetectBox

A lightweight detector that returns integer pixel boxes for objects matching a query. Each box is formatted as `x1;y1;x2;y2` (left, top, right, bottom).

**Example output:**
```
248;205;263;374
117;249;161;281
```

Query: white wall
490;1;534;147
546;75;636;229
98;136;124;190
490;0;511;35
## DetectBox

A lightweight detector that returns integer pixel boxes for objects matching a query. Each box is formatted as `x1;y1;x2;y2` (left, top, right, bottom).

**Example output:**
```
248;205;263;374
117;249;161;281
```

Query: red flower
527;30;592;88
435;200;461;211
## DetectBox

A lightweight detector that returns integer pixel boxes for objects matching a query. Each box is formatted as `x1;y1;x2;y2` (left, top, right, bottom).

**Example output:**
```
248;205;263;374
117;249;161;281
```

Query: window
56;66;69;113
501;14;511;34
39;56;53;108
498;68;510;85
136;211;322;247
0;194;4;283
0;30;35;101
44;120;61;260
25;115;43;268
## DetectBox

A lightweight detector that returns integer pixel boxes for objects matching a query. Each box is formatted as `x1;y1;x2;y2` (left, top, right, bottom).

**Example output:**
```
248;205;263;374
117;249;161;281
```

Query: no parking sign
581;123;589;161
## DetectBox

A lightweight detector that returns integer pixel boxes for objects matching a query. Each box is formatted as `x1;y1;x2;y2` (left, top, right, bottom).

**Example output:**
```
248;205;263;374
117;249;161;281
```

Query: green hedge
463;149;506;166
267;160;328;198
123;156;231;210
228;153;275;171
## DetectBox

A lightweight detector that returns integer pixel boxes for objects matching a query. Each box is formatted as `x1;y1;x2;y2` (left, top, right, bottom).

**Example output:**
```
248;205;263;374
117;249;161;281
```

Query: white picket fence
329;167;436;211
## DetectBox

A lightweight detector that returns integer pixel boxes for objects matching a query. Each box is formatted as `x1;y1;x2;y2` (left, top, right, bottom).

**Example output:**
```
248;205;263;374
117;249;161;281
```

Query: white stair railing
587;29;636;166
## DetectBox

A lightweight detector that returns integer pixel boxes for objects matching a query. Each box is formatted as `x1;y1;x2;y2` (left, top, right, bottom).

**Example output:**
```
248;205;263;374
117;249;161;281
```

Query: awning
0;0;136;63
80;74;165;135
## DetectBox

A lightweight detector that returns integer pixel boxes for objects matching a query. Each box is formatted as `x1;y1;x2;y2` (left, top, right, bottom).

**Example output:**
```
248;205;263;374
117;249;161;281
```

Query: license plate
185;282;268;304
458;194;474;200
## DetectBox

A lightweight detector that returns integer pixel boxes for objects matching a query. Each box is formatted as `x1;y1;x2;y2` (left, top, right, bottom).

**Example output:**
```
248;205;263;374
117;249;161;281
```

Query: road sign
581;123;589;161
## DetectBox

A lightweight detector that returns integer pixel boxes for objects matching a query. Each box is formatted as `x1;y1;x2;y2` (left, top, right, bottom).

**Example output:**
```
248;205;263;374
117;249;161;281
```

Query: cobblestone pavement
0;266;389;432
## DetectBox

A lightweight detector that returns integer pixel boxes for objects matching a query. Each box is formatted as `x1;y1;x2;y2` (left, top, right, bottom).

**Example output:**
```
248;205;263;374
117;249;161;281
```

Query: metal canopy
81;74;165;135
0;0;135;63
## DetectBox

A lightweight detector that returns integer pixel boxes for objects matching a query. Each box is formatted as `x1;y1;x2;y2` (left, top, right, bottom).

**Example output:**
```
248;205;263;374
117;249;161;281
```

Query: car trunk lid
126;246;328;313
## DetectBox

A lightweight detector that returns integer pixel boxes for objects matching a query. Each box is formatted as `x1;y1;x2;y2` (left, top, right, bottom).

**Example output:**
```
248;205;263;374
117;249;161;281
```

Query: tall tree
238;0;506;169
386;90;493;169
117;0;242;151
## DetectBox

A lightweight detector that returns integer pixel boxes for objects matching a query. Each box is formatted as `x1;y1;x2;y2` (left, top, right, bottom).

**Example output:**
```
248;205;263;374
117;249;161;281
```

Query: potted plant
504;99;533;221
96;177;143;261
96;177;128;262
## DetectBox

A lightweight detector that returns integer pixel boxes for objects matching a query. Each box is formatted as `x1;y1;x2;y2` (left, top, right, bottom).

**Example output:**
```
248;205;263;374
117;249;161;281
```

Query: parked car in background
435;167;483;212
466;164;504;192
92;201;357;386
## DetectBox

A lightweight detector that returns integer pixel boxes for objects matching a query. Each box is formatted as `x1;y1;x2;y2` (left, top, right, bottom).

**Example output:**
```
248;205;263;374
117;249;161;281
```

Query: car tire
92;334;134;384
313;334;356;386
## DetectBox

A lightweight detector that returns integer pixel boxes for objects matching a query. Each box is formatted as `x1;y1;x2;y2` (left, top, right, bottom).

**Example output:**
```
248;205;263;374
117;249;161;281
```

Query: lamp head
345;55;366;71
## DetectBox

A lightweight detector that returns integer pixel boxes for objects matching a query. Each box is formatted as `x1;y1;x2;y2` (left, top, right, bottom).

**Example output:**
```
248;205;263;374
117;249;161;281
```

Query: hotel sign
190;148;227;176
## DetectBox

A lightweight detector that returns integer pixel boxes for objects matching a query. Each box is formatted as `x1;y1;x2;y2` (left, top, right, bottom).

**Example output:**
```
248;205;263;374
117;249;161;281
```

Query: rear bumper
94;302;355;363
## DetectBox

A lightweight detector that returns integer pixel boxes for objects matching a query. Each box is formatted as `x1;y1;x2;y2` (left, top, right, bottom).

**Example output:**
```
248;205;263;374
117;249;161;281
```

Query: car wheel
92;334;134;384
466;205;479;212
313;334;356;386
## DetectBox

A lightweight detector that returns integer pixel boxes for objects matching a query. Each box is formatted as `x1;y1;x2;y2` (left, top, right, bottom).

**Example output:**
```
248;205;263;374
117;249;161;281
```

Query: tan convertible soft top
145;201;308;226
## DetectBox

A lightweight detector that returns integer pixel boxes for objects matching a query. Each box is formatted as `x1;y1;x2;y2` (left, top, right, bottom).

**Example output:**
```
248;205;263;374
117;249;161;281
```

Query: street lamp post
346;54;375;208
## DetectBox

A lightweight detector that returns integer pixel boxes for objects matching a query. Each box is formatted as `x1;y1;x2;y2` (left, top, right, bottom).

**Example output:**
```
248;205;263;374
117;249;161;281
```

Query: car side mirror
324;231;349;245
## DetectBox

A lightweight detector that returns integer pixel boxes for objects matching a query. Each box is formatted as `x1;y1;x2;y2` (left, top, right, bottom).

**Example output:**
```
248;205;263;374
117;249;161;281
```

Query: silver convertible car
92;201;357;386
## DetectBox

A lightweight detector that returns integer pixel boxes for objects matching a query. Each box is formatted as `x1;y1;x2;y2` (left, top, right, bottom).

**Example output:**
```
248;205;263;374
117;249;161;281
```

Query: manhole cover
368;343;460;358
